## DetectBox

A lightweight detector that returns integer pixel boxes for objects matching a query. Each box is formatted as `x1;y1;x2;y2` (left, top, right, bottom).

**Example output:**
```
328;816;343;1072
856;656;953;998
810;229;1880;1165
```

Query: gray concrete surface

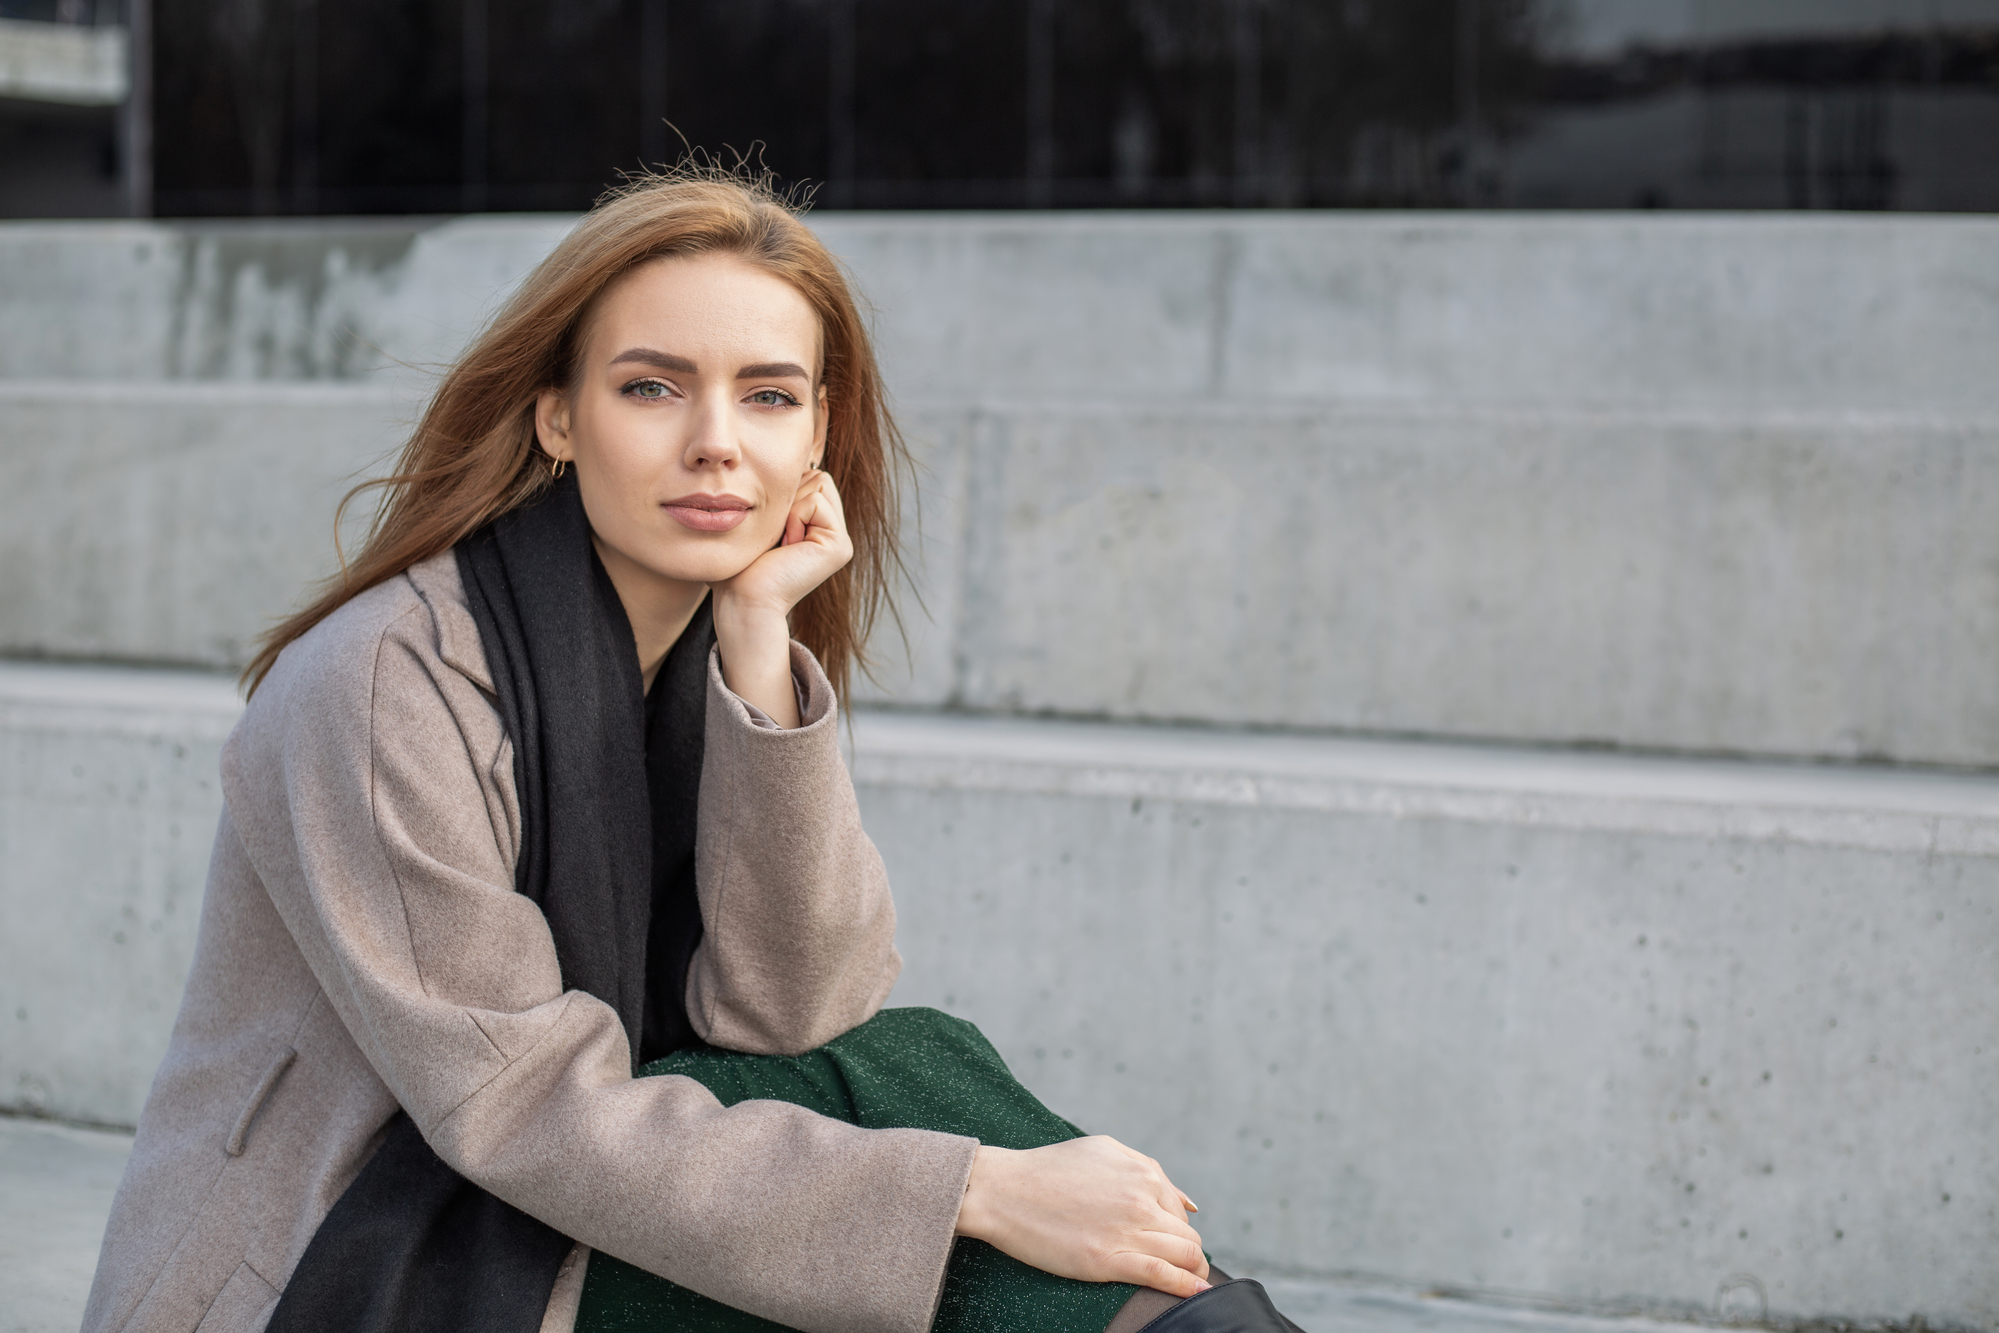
0;1113;1795;1333
4;211;1995;1326
5;387;1992;766
4;664;1994;1327
849;710;1999;1328
0;216;572;383
5;214;1998;416
0;383;403;668
867;402;1999;766
4;215;1997;764
0;1116;130;1333
0;663;237;1126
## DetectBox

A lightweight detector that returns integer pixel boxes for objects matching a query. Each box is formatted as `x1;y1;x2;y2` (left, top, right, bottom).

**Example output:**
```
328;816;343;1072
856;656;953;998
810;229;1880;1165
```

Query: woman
82;171;1301;1333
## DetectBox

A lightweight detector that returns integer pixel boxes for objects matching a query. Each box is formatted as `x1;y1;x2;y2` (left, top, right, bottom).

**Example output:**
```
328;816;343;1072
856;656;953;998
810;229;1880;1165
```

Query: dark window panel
484;0;644;209
310;0;461;204
0;101;123;217
850;0;1029;203
110;0;1999;219
657;0;830;197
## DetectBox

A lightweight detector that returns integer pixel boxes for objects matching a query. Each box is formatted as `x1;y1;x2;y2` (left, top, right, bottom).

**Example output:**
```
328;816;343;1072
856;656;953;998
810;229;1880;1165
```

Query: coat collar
404;550;495;695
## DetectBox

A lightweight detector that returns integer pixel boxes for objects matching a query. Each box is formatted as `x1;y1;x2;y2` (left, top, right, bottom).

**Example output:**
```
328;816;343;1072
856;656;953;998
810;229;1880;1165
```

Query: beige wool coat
82;551;981;1333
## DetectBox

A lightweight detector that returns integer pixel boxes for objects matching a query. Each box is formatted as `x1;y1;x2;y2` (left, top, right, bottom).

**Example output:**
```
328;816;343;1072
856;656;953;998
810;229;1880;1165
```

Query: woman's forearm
711;595;801;729
685;642;902;1054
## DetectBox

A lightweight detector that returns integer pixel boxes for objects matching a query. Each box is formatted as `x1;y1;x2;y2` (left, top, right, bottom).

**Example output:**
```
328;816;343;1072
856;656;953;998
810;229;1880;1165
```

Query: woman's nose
680;394;741;469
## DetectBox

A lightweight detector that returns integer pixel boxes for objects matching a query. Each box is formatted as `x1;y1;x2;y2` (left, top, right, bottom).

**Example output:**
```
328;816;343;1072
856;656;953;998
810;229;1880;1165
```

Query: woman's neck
592;536;709;693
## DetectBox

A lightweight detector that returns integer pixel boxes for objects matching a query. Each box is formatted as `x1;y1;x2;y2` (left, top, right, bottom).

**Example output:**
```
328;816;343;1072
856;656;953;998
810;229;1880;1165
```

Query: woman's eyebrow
608;347;697;372
736;361;811;381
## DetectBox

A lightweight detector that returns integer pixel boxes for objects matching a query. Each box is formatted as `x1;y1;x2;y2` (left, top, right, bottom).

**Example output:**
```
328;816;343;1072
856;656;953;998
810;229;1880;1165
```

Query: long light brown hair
246;168;908;698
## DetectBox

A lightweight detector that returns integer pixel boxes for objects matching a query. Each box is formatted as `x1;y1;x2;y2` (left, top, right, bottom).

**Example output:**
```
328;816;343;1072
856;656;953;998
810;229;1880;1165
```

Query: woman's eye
626;379;672;400
748;389;801;408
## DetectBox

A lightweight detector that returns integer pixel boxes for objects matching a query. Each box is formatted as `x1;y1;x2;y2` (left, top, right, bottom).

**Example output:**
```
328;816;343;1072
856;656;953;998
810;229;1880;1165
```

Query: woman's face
538;252;828;596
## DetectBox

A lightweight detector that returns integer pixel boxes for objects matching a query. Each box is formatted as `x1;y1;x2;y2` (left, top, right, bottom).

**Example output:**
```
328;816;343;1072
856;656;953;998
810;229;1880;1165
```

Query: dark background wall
5;0;1999;217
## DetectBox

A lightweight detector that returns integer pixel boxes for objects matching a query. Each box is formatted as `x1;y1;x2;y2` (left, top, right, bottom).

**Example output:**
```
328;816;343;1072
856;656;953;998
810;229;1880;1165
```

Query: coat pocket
192;1260;278;1333
225;1046;297;1158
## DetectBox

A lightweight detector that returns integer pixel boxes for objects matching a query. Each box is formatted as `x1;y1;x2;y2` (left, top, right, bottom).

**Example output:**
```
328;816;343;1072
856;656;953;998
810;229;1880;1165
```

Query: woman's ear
534;388;572;462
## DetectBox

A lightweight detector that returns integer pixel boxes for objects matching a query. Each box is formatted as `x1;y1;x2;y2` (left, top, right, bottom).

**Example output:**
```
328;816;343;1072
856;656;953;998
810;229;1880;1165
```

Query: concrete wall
883;403;1999;765
12;214;1998;412
6;662;1995;1327
0;384;402;667
4;212;1997;1329
0;664;237;1124
855;712;1999;1329
3;215;1996;764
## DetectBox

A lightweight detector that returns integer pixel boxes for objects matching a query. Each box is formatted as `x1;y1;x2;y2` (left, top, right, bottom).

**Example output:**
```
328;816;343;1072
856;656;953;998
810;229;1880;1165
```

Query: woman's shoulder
223;550;509;844
253;549;493;725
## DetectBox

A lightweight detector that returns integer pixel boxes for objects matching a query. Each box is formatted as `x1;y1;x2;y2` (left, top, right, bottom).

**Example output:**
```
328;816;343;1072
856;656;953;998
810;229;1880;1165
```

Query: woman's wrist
711;594;800;729
955;1145;1009;1240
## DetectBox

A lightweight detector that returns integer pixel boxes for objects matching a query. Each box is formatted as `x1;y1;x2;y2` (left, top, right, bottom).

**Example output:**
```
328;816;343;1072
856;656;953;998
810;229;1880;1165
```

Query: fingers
1136;1225;1209;1277
799;467;847;527
782;470;850;552
1115;1229;1210;1296
780;485;821;548
1120;1251;1211;1299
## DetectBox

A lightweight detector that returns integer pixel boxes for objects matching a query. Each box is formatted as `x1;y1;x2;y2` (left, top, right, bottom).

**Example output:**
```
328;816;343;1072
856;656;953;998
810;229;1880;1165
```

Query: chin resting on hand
712;469;852;727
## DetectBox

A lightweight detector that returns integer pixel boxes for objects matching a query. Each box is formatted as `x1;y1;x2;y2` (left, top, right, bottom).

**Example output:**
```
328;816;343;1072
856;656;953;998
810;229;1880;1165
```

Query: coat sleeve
222;597;977;1333
688;642;903;1055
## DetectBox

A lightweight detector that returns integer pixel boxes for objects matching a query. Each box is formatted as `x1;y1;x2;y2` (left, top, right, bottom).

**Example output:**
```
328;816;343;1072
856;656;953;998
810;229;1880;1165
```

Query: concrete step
0;382;404;668
4;214;1998;764
2;663;1993;1326
0;1116;133;1333
3;385;1992;766
0;1112;1772;1333
858;399;1999;768
0;662;238;1125
4;214;1998;418
846;709;1999;1327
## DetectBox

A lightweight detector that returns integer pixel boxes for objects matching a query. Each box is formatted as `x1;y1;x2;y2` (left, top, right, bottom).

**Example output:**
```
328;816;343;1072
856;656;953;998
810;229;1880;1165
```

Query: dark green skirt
575;1007;1139;1333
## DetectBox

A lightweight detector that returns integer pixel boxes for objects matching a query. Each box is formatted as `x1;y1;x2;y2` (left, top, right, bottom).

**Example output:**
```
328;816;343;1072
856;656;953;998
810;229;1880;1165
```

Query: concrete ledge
863;402;1999;768
6;385;1992;764
4;215;1997;763
7;214;1998;419
2;666;1994;1323
849;707;1999;854
0;1116;134;1333
0;383;404;667
0;662;239;1125
815;213;1999;419
0;216;571;382
849;709;1999;1327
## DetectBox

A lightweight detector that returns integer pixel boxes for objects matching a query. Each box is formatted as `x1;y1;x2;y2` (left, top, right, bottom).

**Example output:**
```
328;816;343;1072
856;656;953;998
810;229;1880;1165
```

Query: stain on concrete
163;221;429;380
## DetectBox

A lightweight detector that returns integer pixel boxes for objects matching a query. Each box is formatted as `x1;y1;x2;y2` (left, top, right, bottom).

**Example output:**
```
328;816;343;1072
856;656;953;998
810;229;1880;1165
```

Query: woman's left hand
710;469;853;727
720;468;853;616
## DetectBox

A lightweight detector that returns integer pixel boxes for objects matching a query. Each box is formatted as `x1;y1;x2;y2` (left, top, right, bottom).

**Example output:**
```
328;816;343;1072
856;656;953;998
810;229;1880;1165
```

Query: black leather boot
1131;1278;1307;1333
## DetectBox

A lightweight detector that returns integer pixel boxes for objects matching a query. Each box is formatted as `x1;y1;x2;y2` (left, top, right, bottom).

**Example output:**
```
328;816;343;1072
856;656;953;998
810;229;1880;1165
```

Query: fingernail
1193;1280;1213;1293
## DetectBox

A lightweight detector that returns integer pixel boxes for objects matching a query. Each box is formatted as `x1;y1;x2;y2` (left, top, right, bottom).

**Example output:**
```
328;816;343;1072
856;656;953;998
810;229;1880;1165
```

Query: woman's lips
662;493;752;533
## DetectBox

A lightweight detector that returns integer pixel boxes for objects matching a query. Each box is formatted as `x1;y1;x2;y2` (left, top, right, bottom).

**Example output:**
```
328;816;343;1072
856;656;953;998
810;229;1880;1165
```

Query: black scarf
267;473;715;1333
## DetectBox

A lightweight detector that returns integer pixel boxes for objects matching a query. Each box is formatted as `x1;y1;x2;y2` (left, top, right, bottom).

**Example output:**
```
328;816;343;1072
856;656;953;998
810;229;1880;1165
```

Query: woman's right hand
953;1137;1211;1297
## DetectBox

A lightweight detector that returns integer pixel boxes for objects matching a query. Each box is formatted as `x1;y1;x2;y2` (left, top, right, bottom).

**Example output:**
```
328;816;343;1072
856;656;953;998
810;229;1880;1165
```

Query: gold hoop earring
550;456;567;480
